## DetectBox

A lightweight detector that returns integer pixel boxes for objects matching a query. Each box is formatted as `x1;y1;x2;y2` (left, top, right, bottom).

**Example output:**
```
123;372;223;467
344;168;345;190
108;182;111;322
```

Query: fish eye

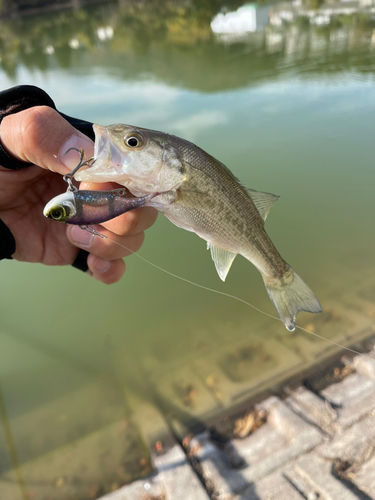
124;133;144;149
127;137;138;147
50;207;66;221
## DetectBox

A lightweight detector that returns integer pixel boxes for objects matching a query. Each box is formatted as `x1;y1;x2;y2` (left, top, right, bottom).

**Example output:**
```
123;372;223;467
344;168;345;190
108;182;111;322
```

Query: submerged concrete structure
100;346;375;500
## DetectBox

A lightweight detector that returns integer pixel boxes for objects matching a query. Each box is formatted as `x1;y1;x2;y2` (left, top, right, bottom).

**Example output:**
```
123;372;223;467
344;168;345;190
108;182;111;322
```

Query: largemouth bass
75;124;321;331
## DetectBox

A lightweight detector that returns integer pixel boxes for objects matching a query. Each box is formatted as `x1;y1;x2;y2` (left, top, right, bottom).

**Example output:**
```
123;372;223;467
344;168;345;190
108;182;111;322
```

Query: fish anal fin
247;189;279;221
207;243;237;282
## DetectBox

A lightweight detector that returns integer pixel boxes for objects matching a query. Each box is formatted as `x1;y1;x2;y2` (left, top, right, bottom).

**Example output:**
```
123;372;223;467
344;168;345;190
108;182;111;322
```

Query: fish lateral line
81;226;375;363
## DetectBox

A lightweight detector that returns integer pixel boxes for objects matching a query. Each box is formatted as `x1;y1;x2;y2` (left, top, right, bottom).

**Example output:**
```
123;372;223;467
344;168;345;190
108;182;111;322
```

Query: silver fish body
75;124;321;330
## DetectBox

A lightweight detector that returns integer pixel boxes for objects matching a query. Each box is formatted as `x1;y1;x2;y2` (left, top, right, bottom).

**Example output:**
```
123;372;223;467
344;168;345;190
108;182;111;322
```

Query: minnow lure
44;147;152;226
43;188;152;225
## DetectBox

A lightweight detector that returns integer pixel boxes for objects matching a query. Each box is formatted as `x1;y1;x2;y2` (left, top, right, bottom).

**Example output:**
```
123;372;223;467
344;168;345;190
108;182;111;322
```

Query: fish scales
75;123;321;330
170;138;288;278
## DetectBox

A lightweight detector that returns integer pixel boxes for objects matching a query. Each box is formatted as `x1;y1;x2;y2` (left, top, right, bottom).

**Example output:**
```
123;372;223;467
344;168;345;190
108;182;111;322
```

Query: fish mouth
74;124;130;182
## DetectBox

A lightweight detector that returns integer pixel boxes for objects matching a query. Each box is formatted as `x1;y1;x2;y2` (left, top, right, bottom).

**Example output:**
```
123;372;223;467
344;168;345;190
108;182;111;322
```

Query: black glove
0;85;93;270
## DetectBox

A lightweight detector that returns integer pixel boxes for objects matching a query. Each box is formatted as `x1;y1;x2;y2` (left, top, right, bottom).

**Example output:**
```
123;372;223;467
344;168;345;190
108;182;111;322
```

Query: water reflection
0;0;374;87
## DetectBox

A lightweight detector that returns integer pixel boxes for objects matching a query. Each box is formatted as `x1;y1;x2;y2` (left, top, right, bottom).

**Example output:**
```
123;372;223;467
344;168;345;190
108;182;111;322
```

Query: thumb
0;105;94;174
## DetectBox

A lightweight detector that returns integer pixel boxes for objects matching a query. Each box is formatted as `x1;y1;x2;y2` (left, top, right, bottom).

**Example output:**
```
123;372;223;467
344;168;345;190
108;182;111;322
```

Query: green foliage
302;0;324;10
294;16;310;29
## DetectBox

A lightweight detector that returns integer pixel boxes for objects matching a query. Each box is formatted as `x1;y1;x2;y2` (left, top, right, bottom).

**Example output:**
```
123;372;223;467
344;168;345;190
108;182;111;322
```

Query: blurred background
0;0;374;498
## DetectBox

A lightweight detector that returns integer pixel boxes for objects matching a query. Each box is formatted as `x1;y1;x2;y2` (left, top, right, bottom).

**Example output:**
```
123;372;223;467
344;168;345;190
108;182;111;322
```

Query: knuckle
21;106;55;141
97;259;125;284
137;231;145;249
20;106;59;162
122;210;140;235
131;232;145;253
105;241;119;260
144;207;158;229
92;237;120;261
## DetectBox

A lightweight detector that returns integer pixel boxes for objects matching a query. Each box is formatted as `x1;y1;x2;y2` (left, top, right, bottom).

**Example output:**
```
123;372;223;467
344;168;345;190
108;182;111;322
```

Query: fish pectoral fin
246;189;279;221
207;243;237;282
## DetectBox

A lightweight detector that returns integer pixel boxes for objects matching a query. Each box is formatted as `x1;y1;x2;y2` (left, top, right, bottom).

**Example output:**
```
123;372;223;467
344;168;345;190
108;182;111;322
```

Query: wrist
0;218;15;259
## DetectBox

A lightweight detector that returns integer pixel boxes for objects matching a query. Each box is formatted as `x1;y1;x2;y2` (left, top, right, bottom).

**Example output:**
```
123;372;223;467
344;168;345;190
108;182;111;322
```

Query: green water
0;1;374;498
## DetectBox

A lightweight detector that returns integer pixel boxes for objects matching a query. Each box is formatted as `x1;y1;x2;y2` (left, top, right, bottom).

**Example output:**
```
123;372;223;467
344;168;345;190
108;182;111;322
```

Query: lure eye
124;133;144;149
50;207;66;221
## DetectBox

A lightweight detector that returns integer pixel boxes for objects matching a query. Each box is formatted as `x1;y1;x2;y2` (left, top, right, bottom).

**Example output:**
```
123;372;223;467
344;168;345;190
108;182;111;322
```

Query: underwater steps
99;345;375;500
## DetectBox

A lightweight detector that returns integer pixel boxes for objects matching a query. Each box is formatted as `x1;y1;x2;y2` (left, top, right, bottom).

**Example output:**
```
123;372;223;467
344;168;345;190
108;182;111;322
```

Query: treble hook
62;147;95;192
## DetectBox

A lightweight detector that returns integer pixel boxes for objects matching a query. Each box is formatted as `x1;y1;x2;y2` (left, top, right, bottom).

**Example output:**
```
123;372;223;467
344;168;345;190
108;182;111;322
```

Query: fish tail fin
262;266;321;331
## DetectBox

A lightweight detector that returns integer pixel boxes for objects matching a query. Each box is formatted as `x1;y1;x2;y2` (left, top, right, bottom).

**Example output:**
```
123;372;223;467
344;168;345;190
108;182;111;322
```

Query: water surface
0;1;374;498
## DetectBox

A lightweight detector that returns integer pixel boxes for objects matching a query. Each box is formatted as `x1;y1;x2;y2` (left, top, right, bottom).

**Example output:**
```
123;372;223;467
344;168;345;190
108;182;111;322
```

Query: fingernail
93;257;111;273
70;226;94;247
58;134;94;170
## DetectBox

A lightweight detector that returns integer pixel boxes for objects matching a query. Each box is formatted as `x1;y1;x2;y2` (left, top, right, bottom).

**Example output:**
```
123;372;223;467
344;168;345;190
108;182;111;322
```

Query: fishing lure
44;148;151;227
43;188;151;225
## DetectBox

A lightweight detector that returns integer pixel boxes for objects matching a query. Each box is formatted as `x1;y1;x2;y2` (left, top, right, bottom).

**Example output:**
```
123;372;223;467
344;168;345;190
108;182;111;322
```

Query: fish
43;188;152;225
74;123;322;331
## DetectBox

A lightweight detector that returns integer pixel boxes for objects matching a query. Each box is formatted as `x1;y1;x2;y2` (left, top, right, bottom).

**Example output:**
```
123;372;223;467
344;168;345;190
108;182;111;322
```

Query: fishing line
63;150;374;361
92;230;375;361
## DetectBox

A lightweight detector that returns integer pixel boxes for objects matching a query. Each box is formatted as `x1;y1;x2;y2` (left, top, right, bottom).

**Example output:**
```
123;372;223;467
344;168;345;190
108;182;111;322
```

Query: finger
0;106;94;174
79;181;158;236
87;255;126;284
101;207;158;236
66;225;145;260
79;181;128;191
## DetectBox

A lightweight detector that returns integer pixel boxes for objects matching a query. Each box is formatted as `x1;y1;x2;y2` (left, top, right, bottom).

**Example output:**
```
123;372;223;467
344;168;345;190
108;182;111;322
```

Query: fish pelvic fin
207;243;237;281
262;266;322;331
247;189;279;221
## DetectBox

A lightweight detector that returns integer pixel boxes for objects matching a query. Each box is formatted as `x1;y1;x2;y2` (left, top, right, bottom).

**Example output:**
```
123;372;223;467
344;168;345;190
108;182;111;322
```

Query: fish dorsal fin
207;243;237;282
247;189;279;221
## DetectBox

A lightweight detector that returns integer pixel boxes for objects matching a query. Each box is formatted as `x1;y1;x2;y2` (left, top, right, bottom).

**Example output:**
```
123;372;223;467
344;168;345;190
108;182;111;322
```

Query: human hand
0;106;158;283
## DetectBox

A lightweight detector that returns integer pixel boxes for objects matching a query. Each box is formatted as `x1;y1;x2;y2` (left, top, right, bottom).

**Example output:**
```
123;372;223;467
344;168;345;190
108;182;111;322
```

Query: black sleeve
0;85;95;170
0;85;93;270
